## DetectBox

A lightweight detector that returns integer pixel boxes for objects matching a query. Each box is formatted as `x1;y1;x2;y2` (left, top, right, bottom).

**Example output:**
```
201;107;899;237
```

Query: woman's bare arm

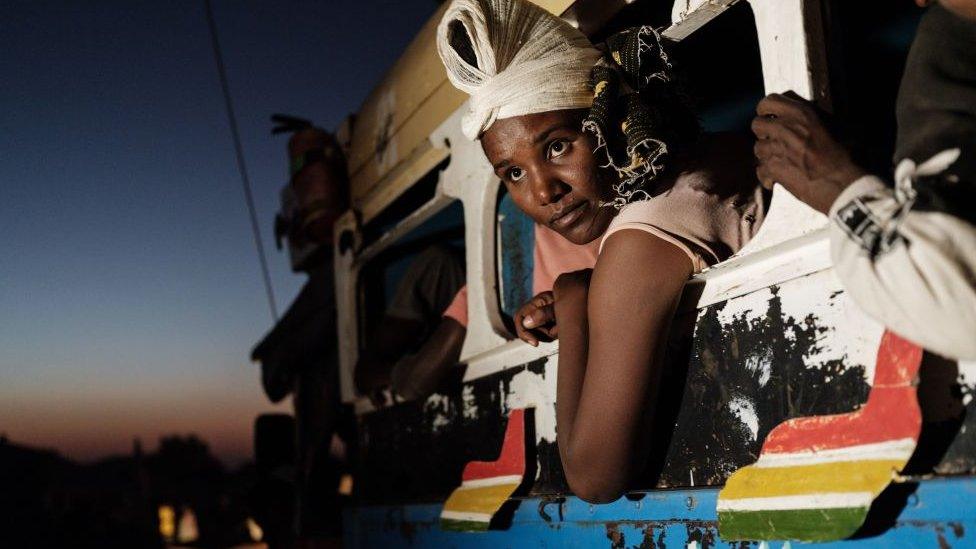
553;269;591;488
554;230;693;503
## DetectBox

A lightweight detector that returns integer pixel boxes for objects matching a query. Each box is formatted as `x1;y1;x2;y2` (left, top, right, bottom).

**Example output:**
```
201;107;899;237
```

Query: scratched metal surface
654;269;880;488
356;268;976;502
356;359;553;504
344;477;976;548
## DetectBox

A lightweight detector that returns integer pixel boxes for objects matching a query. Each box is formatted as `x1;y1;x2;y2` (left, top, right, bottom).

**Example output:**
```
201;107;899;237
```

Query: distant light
158;505;176;542
177;508;199;544
246;517;264;542
338;474;354;496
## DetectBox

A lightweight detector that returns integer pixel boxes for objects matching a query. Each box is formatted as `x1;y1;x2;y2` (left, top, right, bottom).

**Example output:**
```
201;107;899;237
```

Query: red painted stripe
873;331;923;386
461;408;527;481
761;331;922;455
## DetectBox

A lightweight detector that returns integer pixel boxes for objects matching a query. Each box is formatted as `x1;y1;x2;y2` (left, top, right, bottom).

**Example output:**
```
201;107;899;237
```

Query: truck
255;0;976;546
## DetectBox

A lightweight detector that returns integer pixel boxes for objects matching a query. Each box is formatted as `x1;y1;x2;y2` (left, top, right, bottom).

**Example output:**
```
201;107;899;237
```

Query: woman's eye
548;139;570;159
507;167;525;182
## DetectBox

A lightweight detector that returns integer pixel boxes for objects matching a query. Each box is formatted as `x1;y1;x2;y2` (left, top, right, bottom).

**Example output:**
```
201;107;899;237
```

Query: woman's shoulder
601;197;696;238
600;201;711;272
611;198;663;224
595;222;700;284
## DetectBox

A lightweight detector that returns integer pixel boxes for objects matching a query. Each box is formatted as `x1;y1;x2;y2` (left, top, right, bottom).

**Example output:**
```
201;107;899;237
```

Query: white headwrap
436;0;602;140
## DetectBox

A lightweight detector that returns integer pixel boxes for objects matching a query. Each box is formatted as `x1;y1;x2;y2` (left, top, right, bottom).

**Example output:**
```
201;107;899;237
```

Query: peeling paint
776;270;883;381
462;385;478;419
356;266;976;504
660;270;873;487
425;394;452;433
959;360;976;407
504;368;557;441
728;396;759;441
744;348;773;387
685;522;718;549
605;523;625;548
933;357;976;475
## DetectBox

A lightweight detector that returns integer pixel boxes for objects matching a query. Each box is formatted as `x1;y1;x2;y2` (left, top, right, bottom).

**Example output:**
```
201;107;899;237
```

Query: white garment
829;174;976;360
436;0;601;140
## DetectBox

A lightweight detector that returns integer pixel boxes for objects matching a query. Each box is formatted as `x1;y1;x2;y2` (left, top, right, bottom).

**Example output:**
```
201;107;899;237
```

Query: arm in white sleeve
829;174;976;359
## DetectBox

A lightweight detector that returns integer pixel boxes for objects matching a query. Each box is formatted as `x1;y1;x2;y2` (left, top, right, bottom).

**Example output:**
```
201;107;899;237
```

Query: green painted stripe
718;507;868;542
440;519;490;532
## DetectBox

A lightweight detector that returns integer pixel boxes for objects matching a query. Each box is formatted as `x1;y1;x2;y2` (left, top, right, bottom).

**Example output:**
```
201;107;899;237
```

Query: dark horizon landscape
0;0;438;468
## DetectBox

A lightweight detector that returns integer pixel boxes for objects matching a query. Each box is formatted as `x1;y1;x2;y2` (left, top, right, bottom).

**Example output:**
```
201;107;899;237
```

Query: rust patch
685;523;717;549
605;522;625;548
537;496;565;523
639;524;663;549
579;520;720;547
950;521;965;539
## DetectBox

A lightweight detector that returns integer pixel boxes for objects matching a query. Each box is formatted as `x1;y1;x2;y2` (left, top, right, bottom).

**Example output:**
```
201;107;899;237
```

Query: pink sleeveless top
600;176;766;272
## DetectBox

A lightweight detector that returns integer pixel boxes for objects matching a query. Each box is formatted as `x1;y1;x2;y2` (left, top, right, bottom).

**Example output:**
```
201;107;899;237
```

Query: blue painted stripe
344;477;976;548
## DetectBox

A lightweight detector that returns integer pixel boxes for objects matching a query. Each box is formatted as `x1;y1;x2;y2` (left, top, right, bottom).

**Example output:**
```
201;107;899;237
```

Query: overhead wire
203;0;279;321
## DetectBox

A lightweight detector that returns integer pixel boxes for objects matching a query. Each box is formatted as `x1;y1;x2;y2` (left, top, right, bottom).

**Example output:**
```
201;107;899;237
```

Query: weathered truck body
332;0;976;546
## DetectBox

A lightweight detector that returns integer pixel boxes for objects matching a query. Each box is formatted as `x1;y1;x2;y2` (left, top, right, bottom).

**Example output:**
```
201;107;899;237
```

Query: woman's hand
514;270;594;346
514;291;557;346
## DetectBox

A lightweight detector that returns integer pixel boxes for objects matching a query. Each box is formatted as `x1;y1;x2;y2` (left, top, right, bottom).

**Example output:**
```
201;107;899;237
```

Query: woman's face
481;109;617;245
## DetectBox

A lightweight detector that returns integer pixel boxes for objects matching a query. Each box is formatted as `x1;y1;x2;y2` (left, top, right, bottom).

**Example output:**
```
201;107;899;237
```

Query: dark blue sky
0;0;438;464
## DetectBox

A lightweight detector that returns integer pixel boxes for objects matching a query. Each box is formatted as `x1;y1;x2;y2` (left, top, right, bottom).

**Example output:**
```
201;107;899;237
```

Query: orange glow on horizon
0;381;289;465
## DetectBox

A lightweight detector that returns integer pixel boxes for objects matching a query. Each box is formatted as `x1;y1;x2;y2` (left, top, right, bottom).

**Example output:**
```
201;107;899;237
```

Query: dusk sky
0;1;438;465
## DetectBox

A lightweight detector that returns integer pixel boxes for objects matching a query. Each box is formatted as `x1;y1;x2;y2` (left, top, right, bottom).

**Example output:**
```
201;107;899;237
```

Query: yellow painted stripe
442;482;521;517
720;460;904;500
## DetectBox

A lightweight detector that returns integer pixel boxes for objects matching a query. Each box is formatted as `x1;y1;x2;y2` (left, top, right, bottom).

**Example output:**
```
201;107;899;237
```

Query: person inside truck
750;0;976;360
354;244;466;403
357;223;600;402
437;0;766;502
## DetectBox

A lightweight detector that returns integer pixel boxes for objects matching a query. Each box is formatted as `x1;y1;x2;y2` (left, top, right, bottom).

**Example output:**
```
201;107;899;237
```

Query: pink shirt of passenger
442;285;469;326
441;224;600;327
531;224;600;294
